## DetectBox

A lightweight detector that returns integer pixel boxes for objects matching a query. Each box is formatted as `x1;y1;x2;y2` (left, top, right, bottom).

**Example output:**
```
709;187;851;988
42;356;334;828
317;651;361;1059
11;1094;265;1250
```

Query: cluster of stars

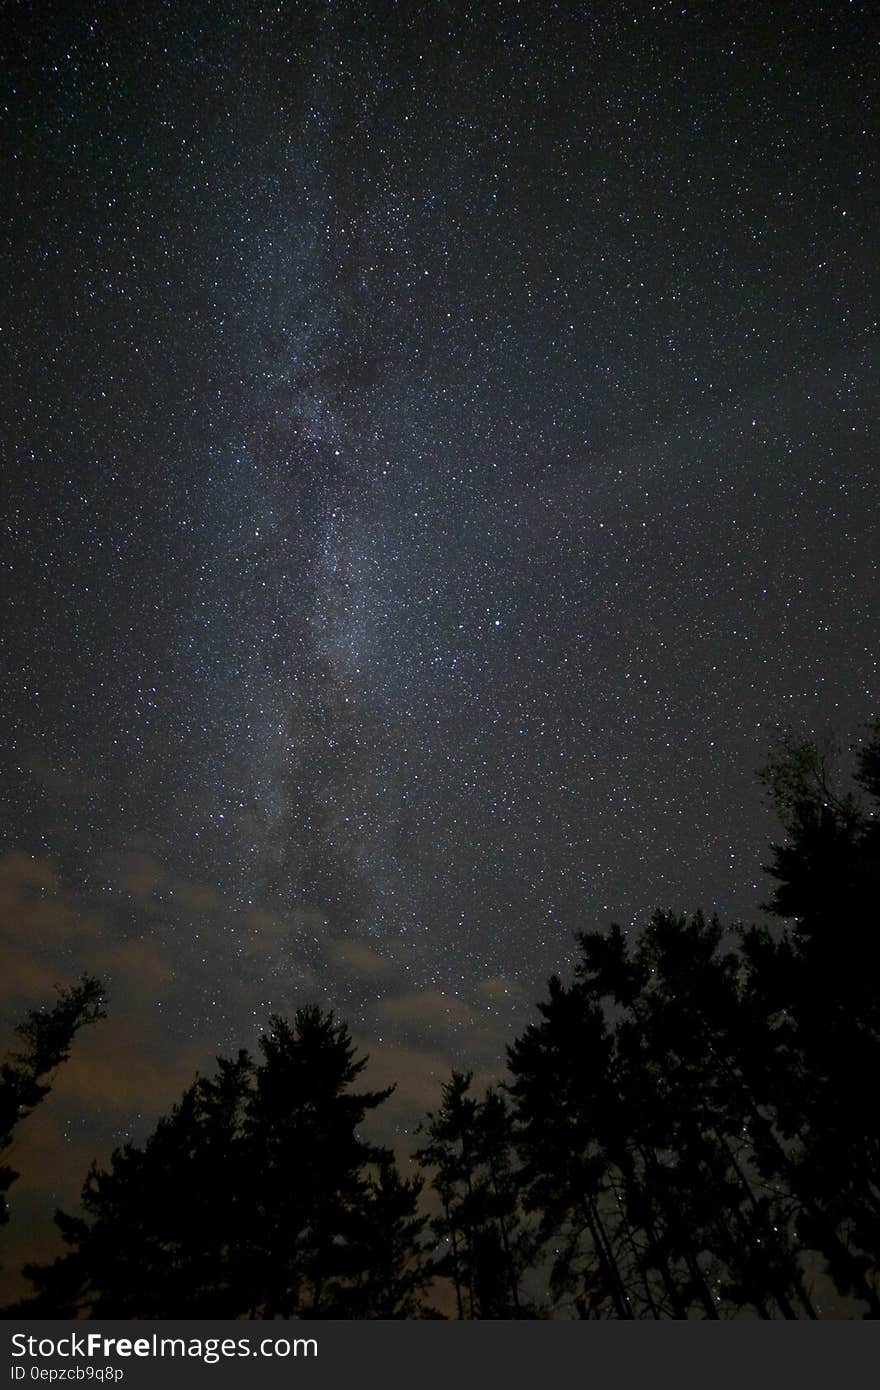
3;2;877;1062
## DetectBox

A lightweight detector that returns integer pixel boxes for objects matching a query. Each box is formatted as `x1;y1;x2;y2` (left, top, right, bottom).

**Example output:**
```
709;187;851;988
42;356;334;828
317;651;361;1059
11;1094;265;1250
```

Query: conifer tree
19;1007;429;1318
415;1071;535;1317
1;974;106;1228
506;979;637;1318
742;724;880;1314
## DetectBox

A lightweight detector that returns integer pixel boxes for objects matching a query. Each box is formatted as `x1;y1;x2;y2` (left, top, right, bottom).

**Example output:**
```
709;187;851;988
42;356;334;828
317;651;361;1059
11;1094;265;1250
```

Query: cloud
477;976;525;1003
0;851;175;1020
0;850;61;899
330;938;394;979
356;1040;454;1134
100;938;175;992
375;989;479;1039
55;1019;207;1118
100;849;166;900
243;904;326;944
0;851;104;1004
166;877;226;916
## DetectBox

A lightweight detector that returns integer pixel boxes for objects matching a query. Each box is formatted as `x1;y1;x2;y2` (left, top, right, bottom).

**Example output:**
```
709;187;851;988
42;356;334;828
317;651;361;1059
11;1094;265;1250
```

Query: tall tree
582;911;815;1319
1;974;106;1227
415;1071;535;1318
342;1157;433;1318
509;912;822;1318
241;1006;395;1318
20;1006;431;1318
744;724;880;1314
507;978;637;1318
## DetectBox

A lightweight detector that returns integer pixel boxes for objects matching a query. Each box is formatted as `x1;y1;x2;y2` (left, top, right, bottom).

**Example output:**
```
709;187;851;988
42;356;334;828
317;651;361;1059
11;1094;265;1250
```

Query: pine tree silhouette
415;1071;536;1317
1;974;105;1228
20;1007;431;1318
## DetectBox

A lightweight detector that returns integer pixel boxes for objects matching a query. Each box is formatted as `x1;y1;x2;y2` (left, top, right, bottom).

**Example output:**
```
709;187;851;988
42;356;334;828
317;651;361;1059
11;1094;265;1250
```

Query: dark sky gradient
2;0;878;1296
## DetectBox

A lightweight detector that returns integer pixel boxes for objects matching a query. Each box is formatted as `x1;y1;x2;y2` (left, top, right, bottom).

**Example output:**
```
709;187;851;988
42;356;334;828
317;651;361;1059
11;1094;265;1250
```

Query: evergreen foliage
414;1072;536;1317
19;1008;431;1318
0;974;106;1227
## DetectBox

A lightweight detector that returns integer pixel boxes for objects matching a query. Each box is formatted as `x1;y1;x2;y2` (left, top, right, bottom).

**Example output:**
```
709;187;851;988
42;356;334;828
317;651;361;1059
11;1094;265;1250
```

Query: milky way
4;1;878;1079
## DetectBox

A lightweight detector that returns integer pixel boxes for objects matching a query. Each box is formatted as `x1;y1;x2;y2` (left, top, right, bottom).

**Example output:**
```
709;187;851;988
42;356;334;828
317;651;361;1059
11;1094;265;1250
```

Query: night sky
2;0;878;1294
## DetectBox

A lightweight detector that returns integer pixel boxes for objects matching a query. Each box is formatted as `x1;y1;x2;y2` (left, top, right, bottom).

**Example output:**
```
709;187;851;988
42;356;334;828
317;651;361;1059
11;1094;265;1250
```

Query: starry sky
1;0;878;1291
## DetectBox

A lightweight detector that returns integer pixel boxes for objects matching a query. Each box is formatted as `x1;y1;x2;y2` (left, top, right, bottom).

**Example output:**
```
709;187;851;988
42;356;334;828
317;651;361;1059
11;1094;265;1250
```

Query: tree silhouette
506;976;636;1317
743;723;880;1314
415;1071;536;1317
507;910;829;1318
342;1156;433;1318
0;974;106;1228
602;910;816;1319
20;1006;431;1318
